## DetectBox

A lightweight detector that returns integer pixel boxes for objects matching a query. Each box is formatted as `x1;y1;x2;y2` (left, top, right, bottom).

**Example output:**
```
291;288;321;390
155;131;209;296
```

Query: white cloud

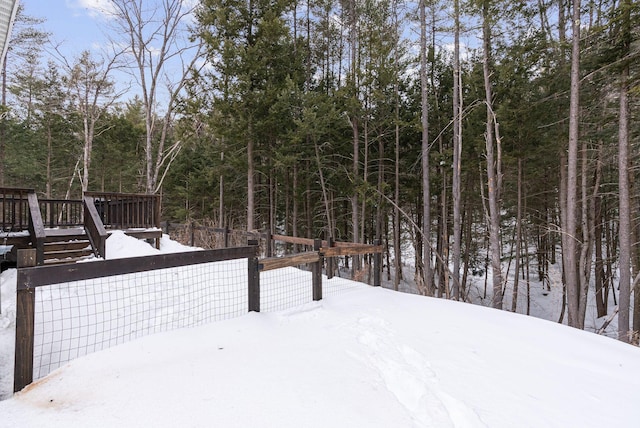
67;0;117;19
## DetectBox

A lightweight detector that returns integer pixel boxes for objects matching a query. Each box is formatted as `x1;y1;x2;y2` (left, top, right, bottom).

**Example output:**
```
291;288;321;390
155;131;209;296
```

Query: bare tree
451;0;462;300
562;0;585;329
419;0;433;296
480;0;504;309
617;0;631;342
107;0;203;194
347;0;361;271
65;50;120;192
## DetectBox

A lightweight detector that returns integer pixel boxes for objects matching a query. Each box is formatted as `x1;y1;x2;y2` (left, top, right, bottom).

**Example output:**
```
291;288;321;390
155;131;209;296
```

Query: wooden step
44;247;94;260
44;240;91;253
42;227;94;264
44;227;86;242
43;254;94;265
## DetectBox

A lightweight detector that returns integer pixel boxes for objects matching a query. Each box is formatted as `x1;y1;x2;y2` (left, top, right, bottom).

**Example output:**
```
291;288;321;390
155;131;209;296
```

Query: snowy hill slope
1;233;639;427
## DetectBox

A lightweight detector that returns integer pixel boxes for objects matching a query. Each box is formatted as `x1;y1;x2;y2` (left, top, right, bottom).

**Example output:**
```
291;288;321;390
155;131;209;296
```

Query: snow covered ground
1;233;640;427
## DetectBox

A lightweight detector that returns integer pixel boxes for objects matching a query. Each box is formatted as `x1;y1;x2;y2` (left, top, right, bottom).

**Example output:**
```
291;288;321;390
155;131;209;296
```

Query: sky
25;0;110;57
1;232;640;427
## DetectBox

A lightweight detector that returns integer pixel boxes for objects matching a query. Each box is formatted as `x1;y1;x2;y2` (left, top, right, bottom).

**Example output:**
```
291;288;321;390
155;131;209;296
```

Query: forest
0;0;638;341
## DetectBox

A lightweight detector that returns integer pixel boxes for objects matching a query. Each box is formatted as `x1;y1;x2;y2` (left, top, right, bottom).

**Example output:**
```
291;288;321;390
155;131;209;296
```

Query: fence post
373;239;381;287
224;226;230;248
313;239;323;301
265;230;272;258
248;240;260;312
14;249;37;392
327;237;335;280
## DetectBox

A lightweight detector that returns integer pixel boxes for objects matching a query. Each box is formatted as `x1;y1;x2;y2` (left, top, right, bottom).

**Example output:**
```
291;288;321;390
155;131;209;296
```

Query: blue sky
23;0;109;57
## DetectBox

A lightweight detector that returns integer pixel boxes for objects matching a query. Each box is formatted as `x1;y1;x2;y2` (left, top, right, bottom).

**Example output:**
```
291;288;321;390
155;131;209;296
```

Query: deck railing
27;193;46;264
83;196;107;258
0;187;32;232
39;199;84;228
1;189;161;233
1;188;84;231
84;191;161;230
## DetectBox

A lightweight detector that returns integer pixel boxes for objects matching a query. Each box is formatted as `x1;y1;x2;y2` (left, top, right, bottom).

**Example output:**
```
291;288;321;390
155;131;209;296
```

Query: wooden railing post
265;231;272;258
27;193;45;265
373;239;381;287
313;239;323;301
223;226;230;248
327;237;335;280
248;240;260;312
83;196;108;259
14;249;37;392
154;194;162;229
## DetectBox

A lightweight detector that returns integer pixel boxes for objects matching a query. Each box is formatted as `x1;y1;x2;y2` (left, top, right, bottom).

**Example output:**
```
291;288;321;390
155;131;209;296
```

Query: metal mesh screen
32;258;247;380
260;266;313;312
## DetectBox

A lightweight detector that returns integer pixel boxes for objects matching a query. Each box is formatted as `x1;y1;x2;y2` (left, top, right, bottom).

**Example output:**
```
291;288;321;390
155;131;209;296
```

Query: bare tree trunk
451;0;462;301
219;151;224;228
563;0;582;328
0;60;6;186
81;117;94;192
349;0;360;274
46;126;52;198
512;159;523;312
361;111;369;246
577;140;593;325
439;175;449;298
632;166;640;335
376;117;384;240
523;185;531;315
594;189;606;318
314;139;333;237
247;130;255;231
393;0;402;290
481;0;503;309
419;0;433;295
617;0;631;342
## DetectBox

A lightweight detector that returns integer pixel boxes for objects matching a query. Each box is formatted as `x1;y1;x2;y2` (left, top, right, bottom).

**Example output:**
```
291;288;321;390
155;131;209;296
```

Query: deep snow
1;233;639;427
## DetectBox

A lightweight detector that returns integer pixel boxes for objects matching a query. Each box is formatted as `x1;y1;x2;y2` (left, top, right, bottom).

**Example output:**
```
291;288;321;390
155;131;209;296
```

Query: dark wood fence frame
14;244;259;392
13;225;383;394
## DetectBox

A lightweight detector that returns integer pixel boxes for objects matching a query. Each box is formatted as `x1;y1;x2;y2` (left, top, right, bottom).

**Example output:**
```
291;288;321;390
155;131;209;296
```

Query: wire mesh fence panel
260;266;314;312
32;258;248;380
323;256;371;297
323;274;365;297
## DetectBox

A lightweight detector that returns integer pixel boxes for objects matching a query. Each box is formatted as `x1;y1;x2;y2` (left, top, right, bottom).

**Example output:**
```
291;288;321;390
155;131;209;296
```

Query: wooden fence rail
13;234;382;393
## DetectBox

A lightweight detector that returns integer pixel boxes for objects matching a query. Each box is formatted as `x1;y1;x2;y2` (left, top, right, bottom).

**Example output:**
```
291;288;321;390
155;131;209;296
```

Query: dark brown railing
39;199;84;228
0;187;32;232
27;192;46;264
84;191;161;230
83;196;107;258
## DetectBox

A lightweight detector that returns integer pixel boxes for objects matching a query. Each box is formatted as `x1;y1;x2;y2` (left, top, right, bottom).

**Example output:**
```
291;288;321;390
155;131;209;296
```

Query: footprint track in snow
352;315;487;428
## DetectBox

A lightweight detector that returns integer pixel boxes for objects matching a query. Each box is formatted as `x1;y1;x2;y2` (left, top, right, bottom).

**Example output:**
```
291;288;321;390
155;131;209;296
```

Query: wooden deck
0;188;163;265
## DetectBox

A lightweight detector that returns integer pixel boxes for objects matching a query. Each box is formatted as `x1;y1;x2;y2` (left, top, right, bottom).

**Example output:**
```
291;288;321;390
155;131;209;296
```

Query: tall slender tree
419;0;433;296
563;0;583;328
65;50;119;192
617;0;631;342
108;0;203;194
480;0;503;309
451;0;462;300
